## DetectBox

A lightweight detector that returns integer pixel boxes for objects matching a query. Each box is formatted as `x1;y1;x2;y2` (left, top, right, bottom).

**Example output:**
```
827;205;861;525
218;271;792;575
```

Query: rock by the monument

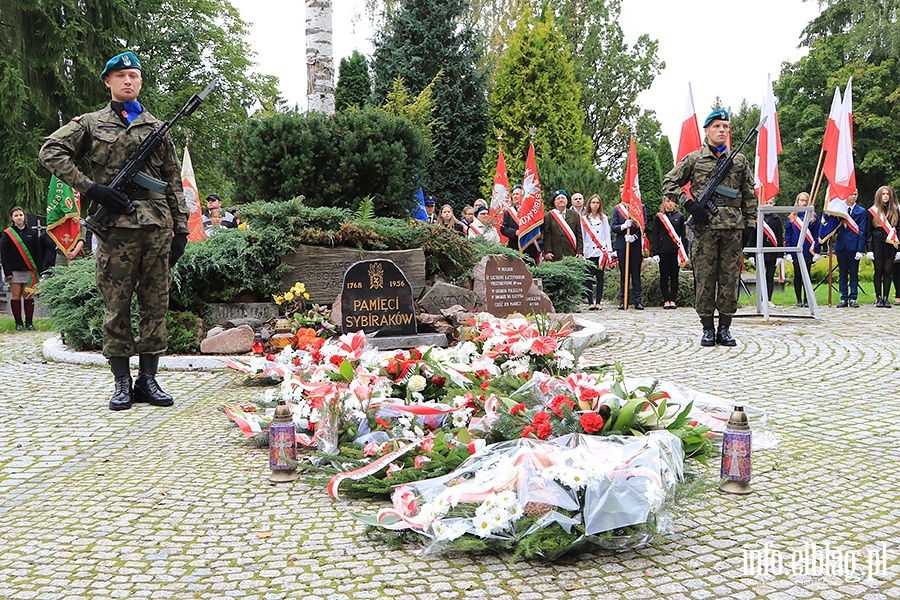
331;294;342;330
524;283;554;315
549;314;578;333
205;326;224;339
419;282;476;315
224;317;263;329
416;313;455;336
200;324;255;354
439;306;475;328
259;327;270;341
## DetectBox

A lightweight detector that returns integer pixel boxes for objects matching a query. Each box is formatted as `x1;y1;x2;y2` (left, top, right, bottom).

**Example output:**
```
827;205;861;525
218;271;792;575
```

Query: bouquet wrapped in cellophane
360;430;684;560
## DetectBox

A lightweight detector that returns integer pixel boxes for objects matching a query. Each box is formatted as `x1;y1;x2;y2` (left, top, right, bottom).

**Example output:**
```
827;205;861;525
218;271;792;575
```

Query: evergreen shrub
531;257;592;313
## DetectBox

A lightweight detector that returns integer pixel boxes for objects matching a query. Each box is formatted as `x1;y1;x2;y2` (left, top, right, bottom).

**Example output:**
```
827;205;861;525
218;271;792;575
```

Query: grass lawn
741;278;885;307
0;317;55;333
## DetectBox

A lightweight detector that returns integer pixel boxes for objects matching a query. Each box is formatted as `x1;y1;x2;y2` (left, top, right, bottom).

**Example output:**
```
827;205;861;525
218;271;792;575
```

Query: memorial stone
419;282;476;315
341;260;417;336
473;255;554;317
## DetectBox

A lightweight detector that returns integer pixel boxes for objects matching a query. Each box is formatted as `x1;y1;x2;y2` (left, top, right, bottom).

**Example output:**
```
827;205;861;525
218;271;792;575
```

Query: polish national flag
822;86;842;152
754;74;782;204
676;83;702;162
823;77;856;200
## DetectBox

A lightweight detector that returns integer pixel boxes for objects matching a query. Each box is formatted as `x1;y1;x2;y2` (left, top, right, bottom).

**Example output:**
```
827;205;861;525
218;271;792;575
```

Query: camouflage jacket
662;145;756;231
39;103;188;233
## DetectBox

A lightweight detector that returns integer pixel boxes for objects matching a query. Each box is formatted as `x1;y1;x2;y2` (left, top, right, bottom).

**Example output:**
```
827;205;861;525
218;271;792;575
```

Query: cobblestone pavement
1;303;899;600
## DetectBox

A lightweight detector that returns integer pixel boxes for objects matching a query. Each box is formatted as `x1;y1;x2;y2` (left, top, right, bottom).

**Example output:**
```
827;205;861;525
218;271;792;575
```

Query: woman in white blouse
581;194;613;310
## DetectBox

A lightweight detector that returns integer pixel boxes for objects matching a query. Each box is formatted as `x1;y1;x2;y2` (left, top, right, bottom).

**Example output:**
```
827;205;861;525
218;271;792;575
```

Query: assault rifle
85;80;217;241
692;115;768;220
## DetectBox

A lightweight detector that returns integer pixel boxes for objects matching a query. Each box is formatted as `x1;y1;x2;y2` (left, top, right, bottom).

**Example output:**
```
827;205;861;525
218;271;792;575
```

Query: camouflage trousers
690;227;743;317
96;226;173;358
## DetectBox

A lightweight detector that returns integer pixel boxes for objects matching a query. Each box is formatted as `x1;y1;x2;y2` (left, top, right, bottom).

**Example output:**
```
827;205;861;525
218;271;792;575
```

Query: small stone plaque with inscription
473;255;554;317
341;260;418;336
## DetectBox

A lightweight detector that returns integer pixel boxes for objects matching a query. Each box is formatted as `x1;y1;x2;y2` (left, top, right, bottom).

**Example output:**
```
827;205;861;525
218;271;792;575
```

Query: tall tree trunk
306;0;335;115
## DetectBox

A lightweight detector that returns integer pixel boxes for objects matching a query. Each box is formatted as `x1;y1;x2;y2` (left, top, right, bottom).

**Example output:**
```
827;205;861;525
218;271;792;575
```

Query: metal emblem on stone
340;260;417;336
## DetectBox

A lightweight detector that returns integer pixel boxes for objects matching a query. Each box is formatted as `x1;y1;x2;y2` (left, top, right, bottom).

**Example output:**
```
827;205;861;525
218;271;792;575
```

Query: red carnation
432;376;446;388
521;426;535;438
480;381;490;390
532;411;551;426
510;403;526;416
549;394;575;417
536;422;552;440
579;411;605;433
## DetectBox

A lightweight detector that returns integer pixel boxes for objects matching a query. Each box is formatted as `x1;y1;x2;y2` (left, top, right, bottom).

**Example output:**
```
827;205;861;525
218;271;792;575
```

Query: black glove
684;199;709;225
170;233;188;266
742;226;755;247
86;184;135;215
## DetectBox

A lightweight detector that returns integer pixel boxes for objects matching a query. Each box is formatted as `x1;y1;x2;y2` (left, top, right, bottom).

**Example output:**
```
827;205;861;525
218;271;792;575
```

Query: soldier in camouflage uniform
40;51;189;410
662;109;756;347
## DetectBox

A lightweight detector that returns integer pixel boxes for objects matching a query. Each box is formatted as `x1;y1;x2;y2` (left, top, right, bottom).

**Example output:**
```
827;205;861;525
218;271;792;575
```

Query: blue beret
511;184;522;191
474;206;489;217
553;189;569;200
703;108;730;128
100;52;142;80
423;195;436;205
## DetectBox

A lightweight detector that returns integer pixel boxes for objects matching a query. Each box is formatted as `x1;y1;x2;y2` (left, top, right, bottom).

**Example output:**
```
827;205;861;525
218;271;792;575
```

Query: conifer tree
636;144;662;217
372;0;488;209
485;7;593;186
335;51;372;111
656;136;675;179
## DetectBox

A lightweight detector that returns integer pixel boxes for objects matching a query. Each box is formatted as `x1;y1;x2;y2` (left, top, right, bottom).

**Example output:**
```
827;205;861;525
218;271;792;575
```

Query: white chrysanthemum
451;408;472;428
542;465;560;481
247;357;266;374
397;416;413;430
495;490;517;508
455;341;478;362
371;380;394;399
432;520;468;542
407;375;427;393
510;338;532;356
320;343;340;358
310;369;331;383
342;392;361;413
472;515;494;538
452;395;469;408
475;495;495;514
508;503;523;520
411;391;424;403
554;349;575;370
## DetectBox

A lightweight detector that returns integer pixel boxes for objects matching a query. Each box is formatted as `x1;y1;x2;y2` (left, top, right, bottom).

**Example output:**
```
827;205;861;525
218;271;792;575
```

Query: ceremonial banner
622;137;644;232
517;143;543;254
676;83;702;162
490;146;511;243
823;78;856;201
181;145;206;242
45;175;81;254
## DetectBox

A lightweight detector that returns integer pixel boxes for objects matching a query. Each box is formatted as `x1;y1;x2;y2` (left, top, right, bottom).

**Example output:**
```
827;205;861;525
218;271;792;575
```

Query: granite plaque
281;245;426;305
418;282;477;314
473;255;554;317
341;260;417;336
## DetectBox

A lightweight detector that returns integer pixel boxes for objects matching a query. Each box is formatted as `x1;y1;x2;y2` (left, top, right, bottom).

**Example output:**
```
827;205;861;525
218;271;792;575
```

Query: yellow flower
284;291;294;301
303;293;310;300
238;222;248;230
296;283;306;293
273;295;283;305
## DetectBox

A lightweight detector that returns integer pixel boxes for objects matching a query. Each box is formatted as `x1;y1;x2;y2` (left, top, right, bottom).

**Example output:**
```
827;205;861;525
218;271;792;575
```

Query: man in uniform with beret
40;51;189;410
662;109;756;347
422;196;438;223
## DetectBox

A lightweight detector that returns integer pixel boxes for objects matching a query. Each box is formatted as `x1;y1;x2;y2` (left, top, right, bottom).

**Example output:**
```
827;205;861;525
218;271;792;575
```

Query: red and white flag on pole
490;145;511;243
182;144;206;242
676;83;702;162
622;137;645;232
754;74;782;204
824;77;856;200
823;86;842;152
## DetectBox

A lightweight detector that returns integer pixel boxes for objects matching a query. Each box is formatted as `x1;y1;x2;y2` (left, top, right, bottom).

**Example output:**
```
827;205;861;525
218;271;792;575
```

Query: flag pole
809;146;825;201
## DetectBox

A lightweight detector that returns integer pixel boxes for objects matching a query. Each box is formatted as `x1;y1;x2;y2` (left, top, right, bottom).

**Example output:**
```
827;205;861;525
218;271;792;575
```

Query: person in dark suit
500;184;539;263
611;200;647;309
651;197;686;309
543;190;583;261
833;190;867;307
784;191;820;307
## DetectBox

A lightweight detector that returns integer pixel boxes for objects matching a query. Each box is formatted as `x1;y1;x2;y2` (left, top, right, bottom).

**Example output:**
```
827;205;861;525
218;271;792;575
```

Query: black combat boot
108;357;133;411
700;316;716;347
133;354;174;406
716;315;737;347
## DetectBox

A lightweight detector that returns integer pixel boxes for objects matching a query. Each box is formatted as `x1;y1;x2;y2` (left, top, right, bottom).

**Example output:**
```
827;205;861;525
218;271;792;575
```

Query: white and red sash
459;220;472;236
657;212;688;263
867;206;900;245
580;214;610;267
756;218;778;247
788;214;816;247
844;207;861;235
549;210;577;251
468;219;485;237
